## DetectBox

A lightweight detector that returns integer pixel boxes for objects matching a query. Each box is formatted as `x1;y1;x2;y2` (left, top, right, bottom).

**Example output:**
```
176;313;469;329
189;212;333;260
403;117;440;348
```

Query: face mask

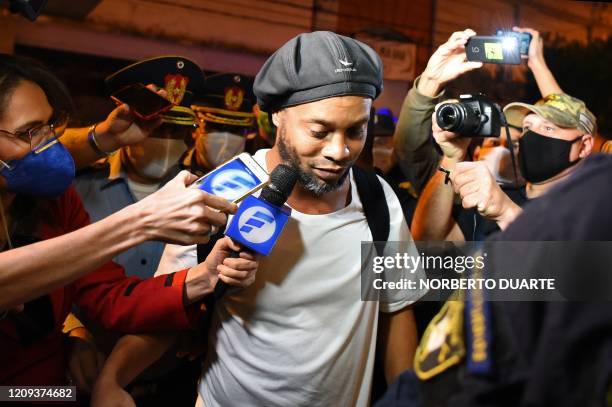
203;132;246;167
518;130;582;184
479;145;525;186
0;138;75;197
125;138;186;180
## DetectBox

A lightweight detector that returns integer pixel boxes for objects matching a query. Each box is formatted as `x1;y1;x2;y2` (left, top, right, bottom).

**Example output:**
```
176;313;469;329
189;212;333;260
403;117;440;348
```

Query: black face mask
518;130;583;184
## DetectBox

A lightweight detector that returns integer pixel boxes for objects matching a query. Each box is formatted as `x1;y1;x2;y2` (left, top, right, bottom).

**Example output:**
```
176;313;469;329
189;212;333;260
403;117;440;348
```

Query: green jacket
393;76;444;194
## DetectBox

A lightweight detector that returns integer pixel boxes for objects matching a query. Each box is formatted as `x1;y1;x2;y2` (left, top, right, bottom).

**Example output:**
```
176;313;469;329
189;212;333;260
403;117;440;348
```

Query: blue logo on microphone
225;195;291;256
238;206;276;244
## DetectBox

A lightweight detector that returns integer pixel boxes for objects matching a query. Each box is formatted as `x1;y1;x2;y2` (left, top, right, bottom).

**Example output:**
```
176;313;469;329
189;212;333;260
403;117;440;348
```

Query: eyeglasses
0;118;67;151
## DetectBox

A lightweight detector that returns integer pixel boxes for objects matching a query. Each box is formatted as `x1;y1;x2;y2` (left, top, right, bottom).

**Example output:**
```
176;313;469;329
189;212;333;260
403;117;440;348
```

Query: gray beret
254;31;383;113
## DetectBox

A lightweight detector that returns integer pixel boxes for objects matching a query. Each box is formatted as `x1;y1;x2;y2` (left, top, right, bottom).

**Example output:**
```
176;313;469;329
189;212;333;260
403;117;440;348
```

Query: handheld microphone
214;163;298;298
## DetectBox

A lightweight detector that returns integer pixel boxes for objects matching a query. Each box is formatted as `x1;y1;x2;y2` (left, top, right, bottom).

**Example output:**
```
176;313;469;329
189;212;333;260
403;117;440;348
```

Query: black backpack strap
353;166;395;404
352;166;390;256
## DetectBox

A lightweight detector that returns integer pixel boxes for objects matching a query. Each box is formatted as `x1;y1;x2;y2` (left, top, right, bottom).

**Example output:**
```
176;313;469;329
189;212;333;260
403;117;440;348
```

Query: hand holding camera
435;94;503;137
513;27;545;69
431;103;471;163
418;29;484;97
466;30;532;65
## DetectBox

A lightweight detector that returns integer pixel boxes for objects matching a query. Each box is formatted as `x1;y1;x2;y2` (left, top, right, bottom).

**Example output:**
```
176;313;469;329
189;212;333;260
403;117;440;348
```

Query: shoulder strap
352;166;390;256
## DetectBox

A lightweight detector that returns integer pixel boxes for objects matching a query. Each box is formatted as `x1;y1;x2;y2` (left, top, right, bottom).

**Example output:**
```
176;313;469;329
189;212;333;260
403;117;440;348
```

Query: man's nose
322;133;350;162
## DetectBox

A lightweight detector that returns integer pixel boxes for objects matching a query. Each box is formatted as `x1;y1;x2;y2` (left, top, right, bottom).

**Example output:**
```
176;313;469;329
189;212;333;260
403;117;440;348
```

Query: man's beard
277;126;350;196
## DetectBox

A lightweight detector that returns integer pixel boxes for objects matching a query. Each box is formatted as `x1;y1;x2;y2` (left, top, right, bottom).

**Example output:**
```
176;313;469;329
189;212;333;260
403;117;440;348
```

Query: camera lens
437;105;460;130
436;103;466;132
436;101;484;136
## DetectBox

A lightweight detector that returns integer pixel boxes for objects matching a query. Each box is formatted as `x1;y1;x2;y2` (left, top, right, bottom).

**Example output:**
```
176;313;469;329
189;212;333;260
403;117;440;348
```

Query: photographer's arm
411;111;470;241
393;78;443;194
514;27;563;97
412;157;465;241
62;103;162;169
394;29;482;194
62;85;166;169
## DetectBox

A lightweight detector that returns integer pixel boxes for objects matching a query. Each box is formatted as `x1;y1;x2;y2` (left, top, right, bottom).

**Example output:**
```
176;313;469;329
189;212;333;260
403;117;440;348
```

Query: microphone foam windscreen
260;164;298;206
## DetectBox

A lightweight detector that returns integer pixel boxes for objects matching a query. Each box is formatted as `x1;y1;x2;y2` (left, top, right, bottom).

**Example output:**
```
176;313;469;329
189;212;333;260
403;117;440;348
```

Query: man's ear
271;110;284;128
579;134;594;158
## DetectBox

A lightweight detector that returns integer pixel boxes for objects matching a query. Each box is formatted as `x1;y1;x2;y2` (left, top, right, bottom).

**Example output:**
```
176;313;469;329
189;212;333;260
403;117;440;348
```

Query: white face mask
125;138;187;180
479;145;525;186
201;132;246;167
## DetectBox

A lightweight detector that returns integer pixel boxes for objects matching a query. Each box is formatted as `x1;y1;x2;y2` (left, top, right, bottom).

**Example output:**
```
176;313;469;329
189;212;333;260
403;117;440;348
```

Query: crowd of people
0;24;610;407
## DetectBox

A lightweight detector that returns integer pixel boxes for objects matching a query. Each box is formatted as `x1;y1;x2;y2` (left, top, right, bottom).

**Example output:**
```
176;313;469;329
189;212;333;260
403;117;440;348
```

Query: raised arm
514;26;563;97
62;85;166;169
394;29;483;193
411;109;471;241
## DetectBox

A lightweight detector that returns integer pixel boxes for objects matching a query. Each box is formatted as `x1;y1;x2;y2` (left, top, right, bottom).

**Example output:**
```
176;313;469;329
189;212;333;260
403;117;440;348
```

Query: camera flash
502;37;518;51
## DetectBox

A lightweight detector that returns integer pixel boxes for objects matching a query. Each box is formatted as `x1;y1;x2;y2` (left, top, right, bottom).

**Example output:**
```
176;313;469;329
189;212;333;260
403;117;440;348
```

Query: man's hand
92;85;166;152
513;26;562;97
91;376;135;407
209;237;259;288
418;29;483;97
513;27;544;68
67;329;105;394
431;107;471;163
450;161;522;229
133;171;237;245
184;237;260;303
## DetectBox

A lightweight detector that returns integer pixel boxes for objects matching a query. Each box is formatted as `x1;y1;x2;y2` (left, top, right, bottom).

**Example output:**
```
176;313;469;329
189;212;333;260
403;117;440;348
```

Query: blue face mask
0;137;75;198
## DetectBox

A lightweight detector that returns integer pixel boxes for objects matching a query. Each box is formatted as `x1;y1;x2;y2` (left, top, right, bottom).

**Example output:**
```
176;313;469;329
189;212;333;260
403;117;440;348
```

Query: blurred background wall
1;0;610;132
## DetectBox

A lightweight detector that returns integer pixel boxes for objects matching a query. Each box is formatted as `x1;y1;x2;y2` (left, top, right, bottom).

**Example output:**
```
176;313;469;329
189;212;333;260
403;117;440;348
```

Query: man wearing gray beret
95;31;426;407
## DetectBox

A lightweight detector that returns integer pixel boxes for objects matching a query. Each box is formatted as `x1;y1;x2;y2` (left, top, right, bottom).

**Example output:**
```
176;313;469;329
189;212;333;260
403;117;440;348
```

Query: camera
435;94;502;137
495;30;532;57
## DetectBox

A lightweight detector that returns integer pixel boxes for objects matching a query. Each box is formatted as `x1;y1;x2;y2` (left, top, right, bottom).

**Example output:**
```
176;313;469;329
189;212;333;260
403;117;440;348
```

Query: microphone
214;164;298;298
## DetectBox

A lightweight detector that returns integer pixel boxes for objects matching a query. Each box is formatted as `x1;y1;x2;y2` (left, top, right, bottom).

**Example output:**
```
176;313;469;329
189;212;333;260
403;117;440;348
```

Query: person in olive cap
183;72;257;176
94;31;426;407
74;55;205;278
503;93;596;196
414;92;596;242
448;93;596;231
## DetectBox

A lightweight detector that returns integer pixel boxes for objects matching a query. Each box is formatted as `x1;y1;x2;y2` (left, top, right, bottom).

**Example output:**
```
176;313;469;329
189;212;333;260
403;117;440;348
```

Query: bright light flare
502;36;519;52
